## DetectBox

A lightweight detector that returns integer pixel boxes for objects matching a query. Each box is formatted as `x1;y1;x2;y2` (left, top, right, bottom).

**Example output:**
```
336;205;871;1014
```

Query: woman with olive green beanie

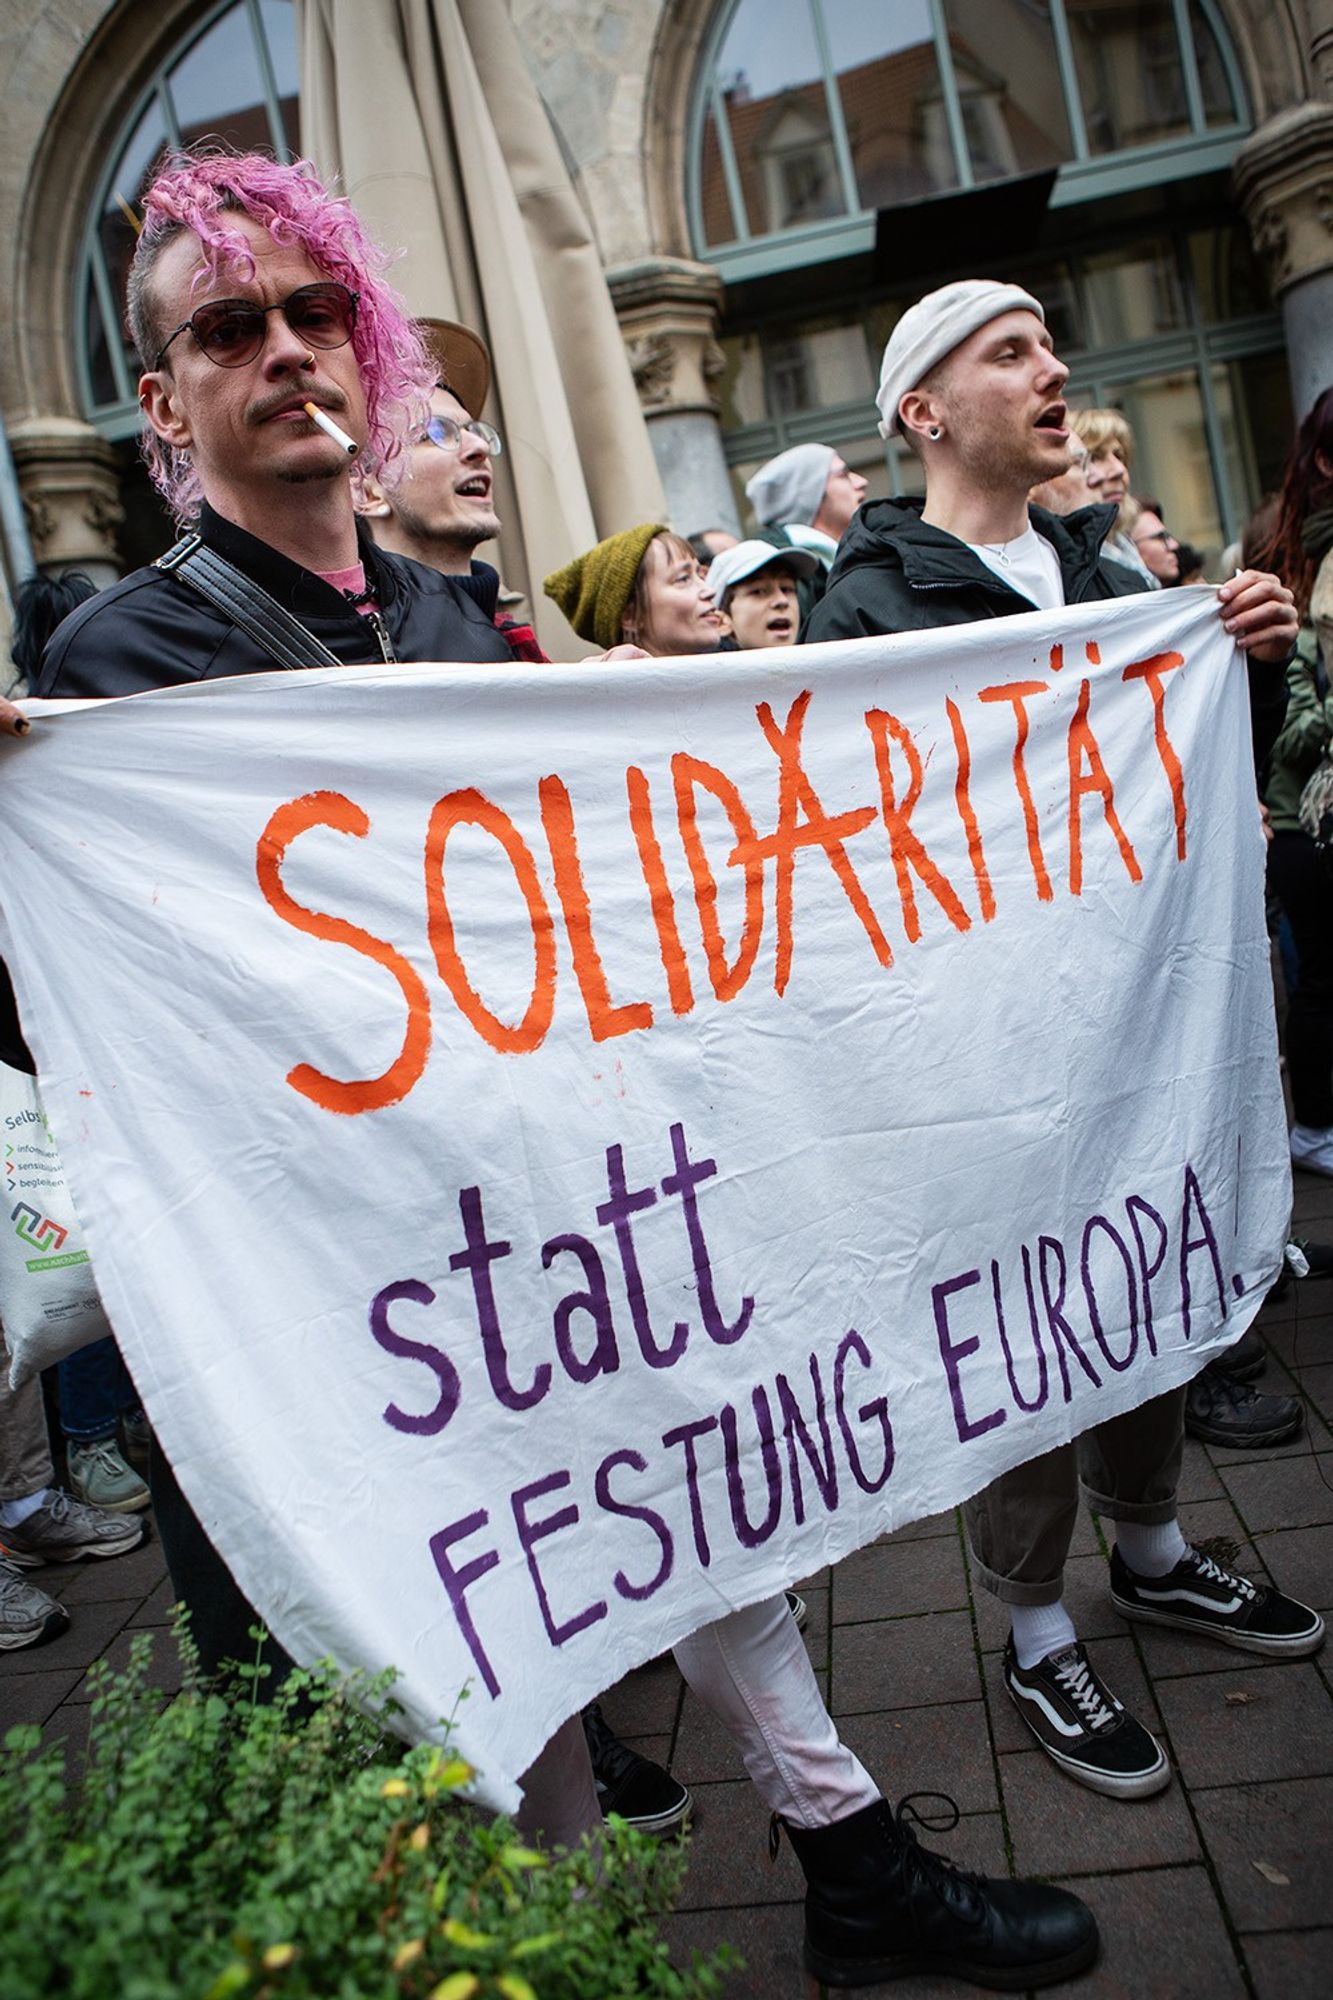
545;525;724;655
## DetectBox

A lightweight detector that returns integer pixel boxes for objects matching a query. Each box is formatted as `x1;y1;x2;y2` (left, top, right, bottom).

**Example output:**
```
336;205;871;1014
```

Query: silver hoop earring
303;351;316;369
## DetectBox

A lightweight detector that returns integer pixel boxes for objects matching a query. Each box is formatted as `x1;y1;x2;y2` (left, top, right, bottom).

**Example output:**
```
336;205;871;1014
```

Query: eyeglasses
425;415;503;457
1135;530;1176;546
154;283;360;370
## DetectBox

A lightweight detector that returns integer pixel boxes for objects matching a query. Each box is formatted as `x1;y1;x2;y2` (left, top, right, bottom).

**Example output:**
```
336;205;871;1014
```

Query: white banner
0;589;1289;1807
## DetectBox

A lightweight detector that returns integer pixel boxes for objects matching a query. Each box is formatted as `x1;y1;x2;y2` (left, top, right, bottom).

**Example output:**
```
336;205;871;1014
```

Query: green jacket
1264;624;1333;833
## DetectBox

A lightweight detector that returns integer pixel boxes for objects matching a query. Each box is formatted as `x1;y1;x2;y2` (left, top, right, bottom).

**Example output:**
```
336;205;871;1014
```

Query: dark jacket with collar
803;492;1289;776
36;503;514;699
3;506;516;1070
804;497;1143;644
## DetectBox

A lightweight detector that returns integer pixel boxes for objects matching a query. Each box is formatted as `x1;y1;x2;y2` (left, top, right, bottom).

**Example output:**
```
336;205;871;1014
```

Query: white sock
0;1486;53;1529
1009;1600;1078;1670
1116;1519;1189;1579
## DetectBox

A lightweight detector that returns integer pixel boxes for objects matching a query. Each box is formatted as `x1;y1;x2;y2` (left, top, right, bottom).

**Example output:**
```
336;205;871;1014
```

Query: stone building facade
3;0;1333;668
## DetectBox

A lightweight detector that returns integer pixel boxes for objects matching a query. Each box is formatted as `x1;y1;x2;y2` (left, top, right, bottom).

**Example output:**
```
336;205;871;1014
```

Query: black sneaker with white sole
1110;1545;1325;1656
1003;1637;1170;1799
581;1701;692;1835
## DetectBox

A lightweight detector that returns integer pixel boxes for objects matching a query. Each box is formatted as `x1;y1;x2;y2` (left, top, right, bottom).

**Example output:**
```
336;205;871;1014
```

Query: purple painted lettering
776;1354;839;1523
932;1270;1006;1442
1081;1214;1139;1372
1039;1234;1101;1400
511;1470;608;1647
597;1143;689;1368
660;1122;754;1346
368;1279;461;1436
428;1509;501;1698
1180;1163;1227;1341
594;1448;674;1600
450;1186;551;1411
997;1255;1049;1412
834;1329;895;1493
542;1232;620;1383
661;1415;719;1564
720;1386;783;1548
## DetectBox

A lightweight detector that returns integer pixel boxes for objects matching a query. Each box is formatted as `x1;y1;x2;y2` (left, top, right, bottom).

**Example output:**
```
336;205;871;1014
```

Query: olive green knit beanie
543;522;668;649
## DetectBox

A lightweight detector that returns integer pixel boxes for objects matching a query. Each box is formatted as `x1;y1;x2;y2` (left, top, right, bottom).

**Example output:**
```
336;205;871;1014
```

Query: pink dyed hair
130;147;436;525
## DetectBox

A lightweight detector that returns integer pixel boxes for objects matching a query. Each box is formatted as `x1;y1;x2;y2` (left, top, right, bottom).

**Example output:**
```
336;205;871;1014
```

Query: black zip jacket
37;503;514;698
2;505;517;1070
804;496;1143;642
805;493;1287;778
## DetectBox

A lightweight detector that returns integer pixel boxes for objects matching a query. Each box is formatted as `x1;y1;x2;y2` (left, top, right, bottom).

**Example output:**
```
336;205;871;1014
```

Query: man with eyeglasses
363;319;503;575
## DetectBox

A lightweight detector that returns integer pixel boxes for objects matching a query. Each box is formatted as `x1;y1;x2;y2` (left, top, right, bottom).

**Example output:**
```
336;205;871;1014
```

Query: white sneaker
1290;1124;1333;1179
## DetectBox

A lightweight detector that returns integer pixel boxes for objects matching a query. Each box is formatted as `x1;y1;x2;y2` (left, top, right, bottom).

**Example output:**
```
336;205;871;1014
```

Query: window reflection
169;6;270;152
1069;1;1192;155
711;0;846;237
1082;238;1185;345
822;0;958;206
259;0;302;153
1110;370;1219;564
942;1;1071;183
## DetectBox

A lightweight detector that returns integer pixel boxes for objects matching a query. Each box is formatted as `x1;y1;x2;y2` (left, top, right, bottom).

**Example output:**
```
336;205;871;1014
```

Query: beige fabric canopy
299;0;667;655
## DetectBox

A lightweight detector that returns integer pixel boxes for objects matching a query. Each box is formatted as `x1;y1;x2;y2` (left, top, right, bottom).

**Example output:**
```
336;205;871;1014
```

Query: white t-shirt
965;524;1065;611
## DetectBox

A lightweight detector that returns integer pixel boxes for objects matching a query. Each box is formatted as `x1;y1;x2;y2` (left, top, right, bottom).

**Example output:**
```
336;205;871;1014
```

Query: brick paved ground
4;1177;1331;1998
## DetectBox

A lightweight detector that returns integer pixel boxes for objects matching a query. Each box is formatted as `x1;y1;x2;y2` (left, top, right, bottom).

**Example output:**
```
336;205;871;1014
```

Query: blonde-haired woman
1069;408;1158;586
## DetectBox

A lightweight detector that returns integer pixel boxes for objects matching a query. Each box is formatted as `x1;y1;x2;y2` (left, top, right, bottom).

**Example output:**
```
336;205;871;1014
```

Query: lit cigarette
304;402;358;455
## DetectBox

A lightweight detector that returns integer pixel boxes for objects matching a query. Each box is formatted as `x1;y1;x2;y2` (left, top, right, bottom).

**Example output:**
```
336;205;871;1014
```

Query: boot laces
1051;1650;1117;1732
892;1794;986;1918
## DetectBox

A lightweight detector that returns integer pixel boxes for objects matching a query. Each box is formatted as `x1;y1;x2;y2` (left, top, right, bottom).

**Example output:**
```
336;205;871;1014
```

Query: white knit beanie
875;281;1044;438
745;443;837;529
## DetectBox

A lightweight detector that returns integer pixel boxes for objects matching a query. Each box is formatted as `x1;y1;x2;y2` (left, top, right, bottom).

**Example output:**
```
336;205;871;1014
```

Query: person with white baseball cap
745;442;868;629
707;539;819;650
805;278;1319;1807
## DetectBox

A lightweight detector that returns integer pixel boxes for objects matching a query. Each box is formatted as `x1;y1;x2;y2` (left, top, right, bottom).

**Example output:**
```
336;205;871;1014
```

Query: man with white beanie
806;279;1321;1804
745;442;867;626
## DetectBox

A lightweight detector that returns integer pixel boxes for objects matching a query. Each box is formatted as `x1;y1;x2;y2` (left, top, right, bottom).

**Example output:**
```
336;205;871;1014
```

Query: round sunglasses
154;283;360;370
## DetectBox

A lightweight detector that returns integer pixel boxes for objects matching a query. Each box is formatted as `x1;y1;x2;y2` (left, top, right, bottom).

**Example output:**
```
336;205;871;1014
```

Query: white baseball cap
707;539;819;605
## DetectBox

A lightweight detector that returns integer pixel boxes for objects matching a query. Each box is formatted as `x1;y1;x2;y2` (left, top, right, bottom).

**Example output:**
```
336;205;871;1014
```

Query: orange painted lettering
864;709;971;943
671;753;764;1002
539;774;653;1043
1123;651;1187;860
945;698;996;923
1066;679;1142;894
424;788;556;1055
978;679;1052;901
626;765;695;1016
732;691;889;995
255;791;431;1115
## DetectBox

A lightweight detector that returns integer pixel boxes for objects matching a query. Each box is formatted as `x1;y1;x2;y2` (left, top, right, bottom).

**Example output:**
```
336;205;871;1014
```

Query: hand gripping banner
0;588;1289;1807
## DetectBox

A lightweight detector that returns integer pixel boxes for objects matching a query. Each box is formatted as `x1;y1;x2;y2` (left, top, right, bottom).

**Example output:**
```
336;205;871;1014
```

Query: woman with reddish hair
1259;387;1333;1178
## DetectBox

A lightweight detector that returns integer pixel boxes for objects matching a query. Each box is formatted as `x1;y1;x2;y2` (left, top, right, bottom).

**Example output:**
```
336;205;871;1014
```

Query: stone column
607;258;740;536
1234;102;1333;424
7;417;124;589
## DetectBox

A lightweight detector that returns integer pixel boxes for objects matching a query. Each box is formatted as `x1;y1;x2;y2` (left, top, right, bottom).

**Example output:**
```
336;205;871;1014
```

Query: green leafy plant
0;1625;735;2000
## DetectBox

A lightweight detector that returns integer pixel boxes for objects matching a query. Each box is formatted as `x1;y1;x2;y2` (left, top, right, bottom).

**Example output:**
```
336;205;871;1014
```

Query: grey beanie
745;443;836;529
875;280;1044;438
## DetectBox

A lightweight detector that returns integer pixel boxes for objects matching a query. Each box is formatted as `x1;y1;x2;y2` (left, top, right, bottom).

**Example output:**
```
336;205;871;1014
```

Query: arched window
694;4;1283;574
691;0;1248;279
79;0;300;440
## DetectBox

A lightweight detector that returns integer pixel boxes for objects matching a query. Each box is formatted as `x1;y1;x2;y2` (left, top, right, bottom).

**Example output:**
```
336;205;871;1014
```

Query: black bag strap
155;533;343;671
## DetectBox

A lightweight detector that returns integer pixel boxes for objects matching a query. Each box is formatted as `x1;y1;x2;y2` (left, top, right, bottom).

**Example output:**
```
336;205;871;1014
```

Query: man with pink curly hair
36;147;515;698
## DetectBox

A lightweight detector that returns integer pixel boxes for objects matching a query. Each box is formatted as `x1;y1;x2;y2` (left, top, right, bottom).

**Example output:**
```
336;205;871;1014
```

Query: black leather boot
775;1793;1098;1990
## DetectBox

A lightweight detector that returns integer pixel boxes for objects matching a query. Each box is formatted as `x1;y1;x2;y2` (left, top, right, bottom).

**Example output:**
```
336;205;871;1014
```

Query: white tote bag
0;1060;112;1387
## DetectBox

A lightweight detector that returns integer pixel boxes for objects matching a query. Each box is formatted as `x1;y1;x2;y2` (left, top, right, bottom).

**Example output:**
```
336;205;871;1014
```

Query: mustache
246;390;349;425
